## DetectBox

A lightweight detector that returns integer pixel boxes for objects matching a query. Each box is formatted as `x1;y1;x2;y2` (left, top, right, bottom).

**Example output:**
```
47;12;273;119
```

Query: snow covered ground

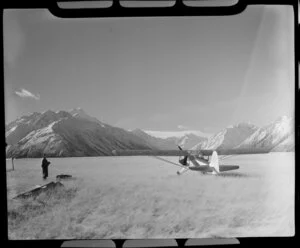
6;152;294;239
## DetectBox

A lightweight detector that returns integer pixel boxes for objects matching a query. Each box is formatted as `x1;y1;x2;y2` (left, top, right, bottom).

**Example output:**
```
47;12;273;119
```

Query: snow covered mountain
69;107;106;127
131;129;178;150
192;117;294;152
6;109;152;158
131;129;207;150
6;110;71;145
6;109;294;158
194;122;259;150
145;130;209;139
175;133;207;149
237;116;294;152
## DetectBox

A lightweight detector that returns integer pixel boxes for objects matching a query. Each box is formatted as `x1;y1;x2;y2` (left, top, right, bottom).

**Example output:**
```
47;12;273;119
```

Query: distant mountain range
130;129;207;150
193;123;258;150
193;116;294;152
5;108;294;158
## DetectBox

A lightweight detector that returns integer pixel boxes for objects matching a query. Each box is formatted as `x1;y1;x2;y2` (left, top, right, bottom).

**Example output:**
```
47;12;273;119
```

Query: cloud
177;125;189;130
145;130;212;139
15;88;40;100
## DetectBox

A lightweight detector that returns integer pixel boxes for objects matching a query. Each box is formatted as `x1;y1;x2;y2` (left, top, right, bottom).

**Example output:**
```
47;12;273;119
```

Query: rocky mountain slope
6;109;152;158
237;116;294;152
193;117;294;152
194;123;259;150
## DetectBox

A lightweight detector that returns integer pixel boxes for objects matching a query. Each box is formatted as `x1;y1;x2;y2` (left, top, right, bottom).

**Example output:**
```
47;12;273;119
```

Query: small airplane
112;146;269;175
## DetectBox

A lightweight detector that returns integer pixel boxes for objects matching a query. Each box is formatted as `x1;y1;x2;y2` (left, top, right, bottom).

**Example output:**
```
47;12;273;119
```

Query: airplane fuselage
180;155;217;173
188;155;209;166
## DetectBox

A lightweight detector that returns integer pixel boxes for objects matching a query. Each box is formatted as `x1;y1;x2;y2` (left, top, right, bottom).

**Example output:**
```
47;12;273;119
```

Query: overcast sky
4;5;294;134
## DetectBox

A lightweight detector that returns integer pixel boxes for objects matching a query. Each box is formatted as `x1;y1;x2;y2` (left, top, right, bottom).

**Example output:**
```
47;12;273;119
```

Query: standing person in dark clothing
41;155;51;179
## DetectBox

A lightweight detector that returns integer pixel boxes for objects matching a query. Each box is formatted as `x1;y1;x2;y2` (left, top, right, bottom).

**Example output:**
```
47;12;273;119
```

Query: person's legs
42;167;47;179
45;168;48;179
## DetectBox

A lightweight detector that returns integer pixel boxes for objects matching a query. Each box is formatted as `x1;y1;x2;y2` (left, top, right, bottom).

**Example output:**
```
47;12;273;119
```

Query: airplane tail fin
209;151;219;174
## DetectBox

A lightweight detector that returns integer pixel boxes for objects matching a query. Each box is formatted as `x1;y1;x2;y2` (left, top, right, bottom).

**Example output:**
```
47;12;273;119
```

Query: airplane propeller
178;146;189;166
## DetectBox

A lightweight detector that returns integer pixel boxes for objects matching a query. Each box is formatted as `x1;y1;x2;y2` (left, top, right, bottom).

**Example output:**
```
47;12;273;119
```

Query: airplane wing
112;149;189;156
152;156;185;168
215;148;270;155
112;148;270;157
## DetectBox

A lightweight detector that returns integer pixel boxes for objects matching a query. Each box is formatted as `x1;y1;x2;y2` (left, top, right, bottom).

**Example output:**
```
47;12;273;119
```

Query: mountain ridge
5;109;294;158
194;122;259;150
6;109;152;158
131;129;207;150
237;116;294;152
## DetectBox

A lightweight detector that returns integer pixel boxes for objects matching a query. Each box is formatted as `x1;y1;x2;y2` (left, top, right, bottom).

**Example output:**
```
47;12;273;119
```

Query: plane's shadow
216;172;256;178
